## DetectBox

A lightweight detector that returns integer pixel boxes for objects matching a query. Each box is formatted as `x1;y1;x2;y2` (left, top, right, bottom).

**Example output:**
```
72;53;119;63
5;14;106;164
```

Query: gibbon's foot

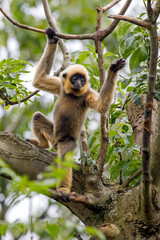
26;138;50;148
110;57;126;72
26;138;39;146
57;187;71;194
46;27;59;44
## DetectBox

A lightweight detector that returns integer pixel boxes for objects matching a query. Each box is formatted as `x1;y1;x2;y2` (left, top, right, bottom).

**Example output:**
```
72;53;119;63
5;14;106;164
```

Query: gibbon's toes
46;27;59;43
110;57;126;72
26;138;39;146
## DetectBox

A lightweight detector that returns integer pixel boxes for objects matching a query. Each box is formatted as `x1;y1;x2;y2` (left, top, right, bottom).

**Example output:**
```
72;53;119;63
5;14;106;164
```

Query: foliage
0;58;34;109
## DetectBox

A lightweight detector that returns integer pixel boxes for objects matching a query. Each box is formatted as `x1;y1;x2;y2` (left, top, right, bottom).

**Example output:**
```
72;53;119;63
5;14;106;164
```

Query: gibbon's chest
54;93;87;121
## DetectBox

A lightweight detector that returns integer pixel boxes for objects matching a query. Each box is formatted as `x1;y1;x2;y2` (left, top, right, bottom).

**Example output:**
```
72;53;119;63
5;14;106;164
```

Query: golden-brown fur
29;28;125;194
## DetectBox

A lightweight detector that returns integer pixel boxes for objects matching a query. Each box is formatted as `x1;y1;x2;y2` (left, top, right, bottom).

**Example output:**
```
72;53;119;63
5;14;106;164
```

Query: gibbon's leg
29;112;54;148
86;58;125;113
56;139;77;194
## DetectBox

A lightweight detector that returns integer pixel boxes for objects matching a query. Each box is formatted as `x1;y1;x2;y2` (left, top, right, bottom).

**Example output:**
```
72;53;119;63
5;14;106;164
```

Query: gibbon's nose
73;80;82;91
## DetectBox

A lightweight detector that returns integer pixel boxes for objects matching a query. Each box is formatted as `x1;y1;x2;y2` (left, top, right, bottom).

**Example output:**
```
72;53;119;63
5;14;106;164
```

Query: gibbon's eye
80;76;86;86
62;73;67;78
70;73;86;85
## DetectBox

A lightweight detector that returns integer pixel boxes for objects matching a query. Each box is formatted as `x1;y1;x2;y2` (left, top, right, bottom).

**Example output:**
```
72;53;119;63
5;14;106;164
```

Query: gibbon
29;27;125;194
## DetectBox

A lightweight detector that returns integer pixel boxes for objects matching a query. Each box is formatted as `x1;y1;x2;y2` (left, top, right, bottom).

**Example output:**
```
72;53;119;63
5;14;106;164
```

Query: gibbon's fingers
110;57;126;72
46;27;59;44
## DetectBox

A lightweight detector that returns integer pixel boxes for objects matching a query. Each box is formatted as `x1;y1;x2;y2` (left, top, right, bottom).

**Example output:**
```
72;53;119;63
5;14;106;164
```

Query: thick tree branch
141;1;159;221
151;103;160;187
0;132;112;208
0;132;56;179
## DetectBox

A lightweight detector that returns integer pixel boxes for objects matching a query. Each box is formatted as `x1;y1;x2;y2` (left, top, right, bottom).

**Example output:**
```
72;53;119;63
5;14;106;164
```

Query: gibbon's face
70;73;86;91
62;64;89;96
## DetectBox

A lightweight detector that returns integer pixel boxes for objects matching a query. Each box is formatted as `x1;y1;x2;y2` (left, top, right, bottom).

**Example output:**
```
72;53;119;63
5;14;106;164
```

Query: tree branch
0;7;95;40
141;0;159;220
101;0;132;39
121;168;142;189
0;7;45;34
152;0;160;23
0;132;112;208
0;131;56;179
42;0;67;53
151;102;160;187
94;6;109;173
102;0;122;12
0;90;39;106
108;15;151;29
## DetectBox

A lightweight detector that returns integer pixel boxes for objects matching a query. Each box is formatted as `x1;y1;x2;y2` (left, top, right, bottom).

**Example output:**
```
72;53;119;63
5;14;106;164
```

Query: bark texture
126;96;158;149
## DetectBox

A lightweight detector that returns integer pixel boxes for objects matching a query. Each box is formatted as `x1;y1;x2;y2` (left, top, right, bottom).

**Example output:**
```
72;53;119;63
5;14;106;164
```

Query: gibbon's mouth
72;87;81;92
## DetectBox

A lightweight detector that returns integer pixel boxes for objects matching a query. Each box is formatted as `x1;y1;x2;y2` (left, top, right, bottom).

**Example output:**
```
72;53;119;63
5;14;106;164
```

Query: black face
70;73;86;91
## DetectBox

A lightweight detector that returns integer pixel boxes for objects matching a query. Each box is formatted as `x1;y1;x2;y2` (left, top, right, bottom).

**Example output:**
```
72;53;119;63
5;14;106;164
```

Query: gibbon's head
61;64;90;96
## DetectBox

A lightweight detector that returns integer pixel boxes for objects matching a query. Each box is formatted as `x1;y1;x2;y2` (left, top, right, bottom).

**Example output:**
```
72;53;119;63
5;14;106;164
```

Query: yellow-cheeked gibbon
29;28;125;194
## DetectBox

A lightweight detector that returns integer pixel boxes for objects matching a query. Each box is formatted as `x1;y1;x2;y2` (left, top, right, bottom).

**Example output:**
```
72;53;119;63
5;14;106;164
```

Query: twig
0;7;94;40
152;0;160;23
42;0;68;56
42;0;71;73
108;15;151;29
101;0;132;39
121;168;142;189
0;7;45;34
102;0;122;12
0;90;39;106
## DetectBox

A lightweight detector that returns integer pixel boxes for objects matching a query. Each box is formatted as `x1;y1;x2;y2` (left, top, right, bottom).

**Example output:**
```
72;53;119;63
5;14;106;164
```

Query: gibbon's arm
86;58;125;113
33;29;61;95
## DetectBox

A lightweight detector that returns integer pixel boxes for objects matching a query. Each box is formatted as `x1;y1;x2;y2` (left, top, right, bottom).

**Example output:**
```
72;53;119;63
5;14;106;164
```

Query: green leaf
127;86;135;92
86;44;96;53
129;47;141;71
139;43;149;61
117;22;132;41
0;222;8;236
76;52;89;63
85;226;105;240
103;52;117;58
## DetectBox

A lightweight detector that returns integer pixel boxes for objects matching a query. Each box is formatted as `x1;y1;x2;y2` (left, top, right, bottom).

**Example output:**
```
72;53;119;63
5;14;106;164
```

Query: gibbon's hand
46;27;59;44
110;57;126;72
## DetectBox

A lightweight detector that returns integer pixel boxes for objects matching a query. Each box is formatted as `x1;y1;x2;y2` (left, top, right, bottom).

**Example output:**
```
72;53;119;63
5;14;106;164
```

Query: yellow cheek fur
63;79;72;94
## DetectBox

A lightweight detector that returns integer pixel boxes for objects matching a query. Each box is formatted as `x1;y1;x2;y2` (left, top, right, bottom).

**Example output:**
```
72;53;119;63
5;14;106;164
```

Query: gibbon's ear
62;73;67;79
